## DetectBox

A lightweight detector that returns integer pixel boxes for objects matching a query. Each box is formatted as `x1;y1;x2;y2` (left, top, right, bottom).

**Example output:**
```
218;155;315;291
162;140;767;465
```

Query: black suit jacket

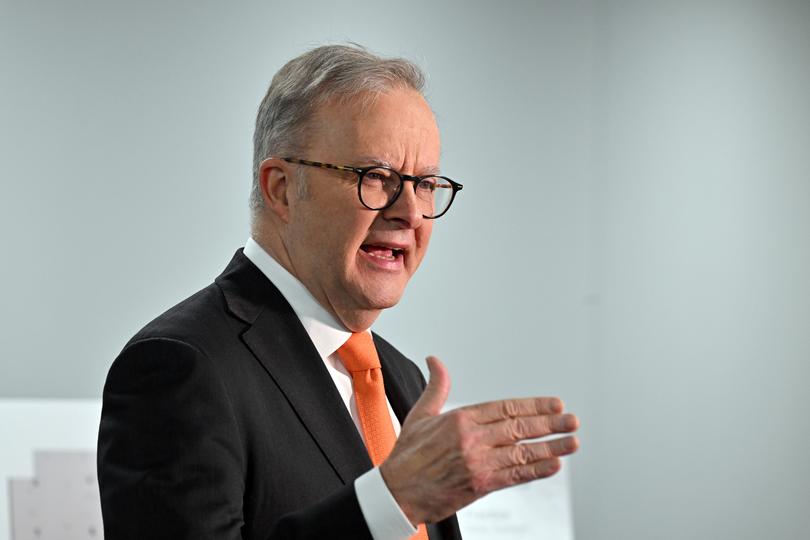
97;249;462;539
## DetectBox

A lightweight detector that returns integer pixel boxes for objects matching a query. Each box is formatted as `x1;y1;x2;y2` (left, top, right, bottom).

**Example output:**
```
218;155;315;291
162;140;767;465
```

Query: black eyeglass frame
279;157;463;219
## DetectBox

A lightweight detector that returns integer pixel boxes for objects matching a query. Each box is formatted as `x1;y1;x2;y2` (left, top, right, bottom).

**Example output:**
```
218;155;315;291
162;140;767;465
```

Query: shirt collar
243;237;353;359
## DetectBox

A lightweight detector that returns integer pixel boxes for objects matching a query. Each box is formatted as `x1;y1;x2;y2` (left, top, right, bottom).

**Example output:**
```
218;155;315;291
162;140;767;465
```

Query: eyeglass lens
360;167;454;217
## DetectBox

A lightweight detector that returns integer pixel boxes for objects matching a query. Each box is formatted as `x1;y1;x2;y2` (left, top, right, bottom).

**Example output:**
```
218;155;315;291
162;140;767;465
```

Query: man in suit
98;44;580;539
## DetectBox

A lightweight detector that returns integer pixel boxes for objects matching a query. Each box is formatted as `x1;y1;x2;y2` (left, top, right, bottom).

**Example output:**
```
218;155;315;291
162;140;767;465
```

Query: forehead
307;88;441;172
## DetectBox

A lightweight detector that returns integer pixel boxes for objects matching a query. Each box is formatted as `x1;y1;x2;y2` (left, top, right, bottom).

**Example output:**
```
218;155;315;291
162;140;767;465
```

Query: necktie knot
337;332;381;372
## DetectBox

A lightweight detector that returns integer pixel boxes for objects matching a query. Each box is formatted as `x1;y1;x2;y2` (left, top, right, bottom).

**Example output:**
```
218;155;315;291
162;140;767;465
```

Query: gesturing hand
379;356;580;525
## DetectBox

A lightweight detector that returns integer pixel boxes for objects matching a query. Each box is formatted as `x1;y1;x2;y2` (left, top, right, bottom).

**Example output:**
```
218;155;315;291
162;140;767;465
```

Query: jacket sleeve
97;337;373;540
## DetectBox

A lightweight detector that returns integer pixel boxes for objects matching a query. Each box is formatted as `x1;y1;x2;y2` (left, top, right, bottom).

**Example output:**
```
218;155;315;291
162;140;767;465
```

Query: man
98;44;580;539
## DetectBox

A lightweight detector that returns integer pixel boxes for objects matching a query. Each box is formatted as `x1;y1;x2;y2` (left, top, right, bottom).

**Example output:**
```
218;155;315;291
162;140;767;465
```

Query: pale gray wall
585;2;810;538
1;1;808;539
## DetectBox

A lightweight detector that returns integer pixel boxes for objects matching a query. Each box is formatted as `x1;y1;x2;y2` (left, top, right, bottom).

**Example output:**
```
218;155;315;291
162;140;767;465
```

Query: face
280;88;441;329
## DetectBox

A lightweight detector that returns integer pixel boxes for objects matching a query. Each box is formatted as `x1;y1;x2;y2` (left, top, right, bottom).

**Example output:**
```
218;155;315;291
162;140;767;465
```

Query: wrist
379;461;422;526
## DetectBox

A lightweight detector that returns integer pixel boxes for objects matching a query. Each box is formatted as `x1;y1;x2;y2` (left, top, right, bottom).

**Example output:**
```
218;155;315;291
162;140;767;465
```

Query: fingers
478;413;579;445
488;436;579;469
406;356;451;421
476;435;579;495
481;457;564;494
465;397;565;424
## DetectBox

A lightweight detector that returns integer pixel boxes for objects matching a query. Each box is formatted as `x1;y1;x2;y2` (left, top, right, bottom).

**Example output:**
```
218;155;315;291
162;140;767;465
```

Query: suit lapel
217;251;372;485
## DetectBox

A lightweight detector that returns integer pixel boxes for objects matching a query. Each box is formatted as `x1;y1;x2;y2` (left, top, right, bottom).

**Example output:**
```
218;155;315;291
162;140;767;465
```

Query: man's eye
416;178;437;192
364;168;395;183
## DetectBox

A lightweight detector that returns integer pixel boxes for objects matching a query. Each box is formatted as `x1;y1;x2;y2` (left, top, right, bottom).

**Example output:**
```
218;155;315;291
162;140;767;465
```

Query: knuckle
511;444;532;466
448;409;469;431
502;400;520;418
458;431;477;454
538;415;552;434
509;466;531;485
550;439;567;455
535;442;552;460
469;471;491;498
508;457;561;486
456;420;482;452
507;419;527;441
441;410;468;442
459;444;478;470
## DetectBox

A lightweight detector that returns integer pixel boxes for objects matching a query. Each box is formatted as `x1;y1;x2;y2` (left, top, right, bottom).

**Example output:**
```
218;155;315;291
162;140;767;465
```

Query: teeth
367;251;396;261
361;244;404;262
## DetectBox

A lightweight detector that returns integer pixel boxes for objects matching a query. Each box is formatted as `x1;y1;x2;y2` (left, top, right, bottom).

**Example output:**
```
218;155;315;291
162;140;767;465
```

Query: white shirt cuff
355;467;417;540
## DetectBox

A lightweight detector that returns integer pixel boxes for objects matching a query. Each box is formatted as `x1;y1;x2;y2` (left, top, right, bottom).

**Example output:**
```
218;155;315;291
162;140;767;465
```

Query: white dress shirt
243;237;417;540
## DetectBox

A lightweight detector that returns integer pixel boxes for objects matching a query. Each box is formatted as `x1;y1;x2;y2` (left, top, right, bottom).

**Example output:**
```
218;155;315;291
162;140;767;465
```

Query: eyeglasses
280;157;463;219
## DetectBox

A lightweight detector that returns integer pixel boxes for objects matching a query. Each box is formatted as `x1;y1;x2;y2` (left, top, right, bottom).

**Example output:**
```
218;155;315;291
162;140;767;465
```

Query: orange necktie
337;332;429;540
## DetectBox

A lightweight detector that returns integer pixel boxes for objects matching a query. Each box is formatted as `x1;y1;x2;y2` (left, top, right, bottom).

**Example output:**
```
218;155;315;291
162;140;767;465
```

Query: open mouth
360;244;405;262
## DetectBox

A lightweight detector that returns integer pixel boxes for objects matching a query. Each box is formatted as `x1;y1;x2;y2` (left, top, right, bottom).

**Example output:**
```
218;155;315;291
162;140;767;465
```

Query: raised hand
379;356;580;525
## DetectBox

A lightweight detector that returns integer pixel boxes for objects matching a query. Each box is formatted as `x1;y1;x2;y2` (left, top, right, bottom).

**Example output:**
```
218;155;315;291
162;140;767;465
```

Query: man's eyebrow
355;155;441;176
355;156;393;168
420;165;442;176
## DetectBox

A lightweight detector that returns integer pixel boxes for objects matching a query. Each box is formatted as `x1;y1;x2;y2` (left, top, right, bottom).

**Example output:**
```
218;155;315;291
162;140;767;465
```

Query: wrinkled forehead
304;88;441;171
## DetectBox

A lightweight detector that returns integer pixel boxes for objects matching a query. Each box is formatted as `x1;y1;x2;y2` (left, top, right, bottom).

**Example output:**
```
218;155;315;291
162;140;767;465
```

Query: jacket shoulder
124;282;235;352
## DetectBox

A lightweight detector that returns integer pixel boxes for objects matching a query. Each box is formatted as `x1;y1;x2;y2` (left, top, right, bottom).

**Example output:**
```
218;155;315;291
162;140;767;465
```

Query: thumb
408;356;450;421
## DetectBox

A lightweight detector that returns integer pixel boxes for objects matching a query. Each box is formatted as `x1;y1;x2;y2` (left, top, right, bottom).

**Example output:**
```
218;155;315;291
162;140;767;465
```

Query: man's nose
381;182;424;228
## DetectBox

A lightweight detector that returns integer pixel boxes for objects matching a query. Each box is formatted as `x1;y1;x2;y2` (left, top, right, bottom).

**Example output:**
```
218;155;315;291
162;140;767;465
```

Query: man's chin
334;288;405;332
364;293;403;311
354;285;406;311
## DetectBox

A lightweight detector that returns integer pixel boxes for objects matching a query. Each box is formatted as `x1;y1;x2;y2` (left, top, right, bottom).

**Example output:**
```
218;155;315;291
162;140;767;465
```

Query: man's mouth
360;244;405;261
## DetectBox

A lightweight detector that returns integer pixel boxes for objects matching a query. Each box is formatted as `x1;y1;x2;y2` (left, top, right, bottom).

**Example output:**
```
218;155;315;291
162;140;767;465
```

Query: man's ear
258;157;292;223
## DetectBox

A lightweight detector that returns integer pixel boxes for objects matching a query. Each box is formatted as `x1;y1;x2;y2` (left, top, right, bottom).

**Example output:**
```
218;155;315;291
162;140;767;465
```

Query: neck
332;308;381;334
251;230;381;333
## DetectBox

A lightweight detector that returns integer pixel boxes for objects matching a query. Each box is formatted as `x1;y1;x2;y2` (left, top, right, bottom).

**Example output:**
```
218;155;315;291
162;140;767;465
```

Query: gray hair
250;44;427;219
